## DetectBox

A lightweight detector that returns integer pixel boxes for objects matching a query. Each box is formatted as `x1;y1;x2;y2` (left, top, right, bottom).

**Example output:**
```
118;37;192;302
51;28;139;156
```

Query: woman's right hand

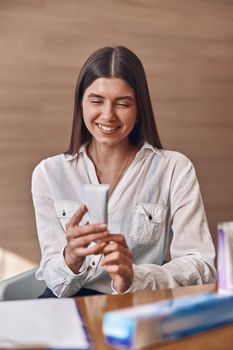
64;205;110;274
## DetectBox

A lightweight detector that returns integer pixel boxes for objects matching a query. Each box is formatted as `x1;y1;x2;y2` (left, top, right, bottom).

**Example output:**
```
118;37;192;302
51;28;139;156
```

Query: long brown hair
66;46;162;155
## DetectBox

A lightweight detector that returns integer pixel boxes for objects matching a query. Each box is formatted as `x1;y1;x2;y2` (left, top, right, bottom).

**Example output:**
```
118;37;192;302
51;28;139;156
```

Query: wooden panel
0;0;232;277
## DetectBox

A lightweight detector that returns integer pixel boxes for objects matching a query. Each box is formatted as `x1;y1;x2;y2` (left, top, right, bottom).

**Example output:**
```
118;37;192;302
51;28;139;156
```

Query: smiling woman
31;46;217;298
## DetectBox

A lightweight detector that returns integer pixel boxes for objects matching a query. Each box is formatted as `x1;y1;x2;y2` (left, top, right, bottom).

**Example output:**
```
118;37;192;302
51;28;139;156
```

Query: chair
0;267;46;301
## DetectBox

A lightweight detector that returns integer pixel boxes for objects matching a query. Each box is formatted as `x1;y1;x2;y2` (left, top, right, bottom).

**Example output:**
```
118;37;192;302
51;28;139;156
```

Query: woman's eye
115;103;129;108
90;100;102;104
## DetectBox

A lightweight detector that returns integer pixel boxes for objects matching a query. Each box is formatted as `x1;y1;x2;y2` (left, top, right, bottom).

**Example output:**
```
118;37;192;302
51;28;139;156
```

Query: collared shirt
31;142;217;297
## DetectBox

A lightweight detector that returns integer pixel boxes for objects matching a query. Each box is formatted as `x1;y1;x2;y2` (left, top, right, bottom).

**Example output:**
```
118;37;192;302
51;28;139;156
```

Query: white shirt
31;143;217;297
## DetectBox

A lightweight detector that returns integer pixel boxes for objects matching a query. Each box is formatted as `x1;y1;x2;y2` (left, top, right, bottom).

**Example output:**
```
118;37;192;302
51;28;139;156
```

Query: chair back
0;267;46;300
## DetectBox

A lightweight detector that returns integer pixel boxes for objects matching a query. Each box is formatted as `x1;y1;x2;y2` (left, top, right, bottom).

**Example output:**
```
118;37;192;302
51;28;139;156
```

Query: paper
0;298;89;349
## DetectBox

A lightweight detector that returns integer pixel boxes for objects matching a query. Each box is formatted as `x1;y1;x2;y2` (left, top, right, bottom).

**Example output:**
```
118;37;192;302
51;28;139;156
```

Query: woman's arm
116;157;217;293
31;161;90;297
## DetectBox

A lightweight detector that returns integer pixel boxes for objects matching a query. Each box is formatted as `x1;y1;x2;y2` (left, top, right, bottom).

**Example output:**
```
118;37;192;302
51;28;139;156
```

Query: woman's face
82;77;137;148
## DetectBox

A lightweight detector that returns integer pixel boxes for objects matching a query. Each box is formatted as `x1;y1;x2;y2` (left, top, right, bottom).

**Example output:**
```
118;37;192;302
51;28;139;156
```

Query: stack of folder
103;292;233;349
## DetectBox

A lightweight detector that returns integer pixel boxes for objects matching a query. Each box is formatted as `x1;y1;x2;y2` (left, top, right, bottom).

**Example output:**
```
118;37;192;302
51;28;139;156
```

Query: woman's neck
87;140;139;195
87;140;135;168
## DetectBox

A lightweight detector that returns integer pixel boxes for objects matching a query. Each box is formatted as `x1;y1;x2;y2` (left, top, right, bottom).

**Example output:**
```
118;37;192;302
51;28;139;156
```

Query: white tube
82;184;109;224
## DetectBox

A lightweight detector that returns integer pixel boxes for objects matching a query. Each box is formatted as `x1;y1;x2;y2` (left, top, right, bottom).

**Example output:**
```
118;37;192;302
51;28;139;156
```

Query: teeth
97;124;118;131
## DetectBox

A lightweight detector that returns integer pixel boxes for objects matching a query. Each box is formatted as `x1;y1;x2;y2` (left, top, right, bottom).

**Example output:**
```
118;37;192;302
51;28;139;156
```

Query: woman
32;46;216;298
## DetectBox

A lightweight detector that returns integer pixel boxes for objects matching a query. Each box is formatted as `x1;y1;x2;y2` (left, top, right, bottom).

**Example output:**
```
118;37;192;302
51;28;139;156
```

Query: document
0;298;90;349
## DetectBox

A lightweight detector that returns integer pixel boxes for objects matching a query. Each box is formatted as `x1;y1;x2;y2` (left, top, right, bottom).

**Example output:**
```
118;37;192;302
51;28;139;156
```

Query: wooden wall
0;0;233;278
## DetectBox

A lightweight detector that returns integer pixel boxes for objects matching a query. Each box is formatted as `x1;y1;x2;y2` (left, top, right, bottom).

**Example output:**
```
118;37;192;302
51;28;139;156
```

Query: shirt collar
137;142;163;158
64;144;87;161
65;142;162;161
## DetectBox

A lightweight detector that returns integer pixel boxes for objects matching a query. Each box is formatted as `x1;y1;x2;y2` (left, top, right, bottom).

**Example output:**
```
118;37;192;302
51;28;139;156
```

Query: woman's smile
96;122;121;133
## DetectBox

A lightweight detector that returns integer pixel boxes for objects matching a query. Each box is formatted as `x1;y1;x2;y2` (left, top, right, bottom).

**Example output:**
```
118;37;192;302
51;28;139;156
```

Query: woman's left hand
100;234;133;293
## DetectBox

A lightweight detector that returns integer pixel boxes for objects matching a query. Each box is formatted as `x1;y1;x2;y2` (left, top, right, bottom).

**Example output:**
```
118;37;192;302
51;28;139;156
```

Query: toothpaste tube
82;184;109;224
82;184;109;269
218;221;233;295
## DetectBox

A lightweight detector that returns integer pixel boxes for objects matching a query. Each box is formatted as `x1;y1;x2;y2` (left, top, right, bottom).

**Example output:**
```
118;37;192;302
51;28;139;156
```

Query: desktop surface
76;283;233;350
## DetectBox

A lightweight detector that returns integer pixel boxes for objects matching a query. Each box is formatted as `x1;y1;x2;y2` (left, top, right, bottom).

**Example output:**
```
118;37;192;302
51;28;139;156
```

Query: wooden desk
76;284;233;350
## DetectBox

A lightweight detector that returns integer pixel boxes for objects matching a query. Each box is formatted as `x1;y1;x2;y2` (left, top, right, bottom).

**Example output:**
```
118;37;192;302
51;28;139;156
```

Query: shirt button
91;261;95;266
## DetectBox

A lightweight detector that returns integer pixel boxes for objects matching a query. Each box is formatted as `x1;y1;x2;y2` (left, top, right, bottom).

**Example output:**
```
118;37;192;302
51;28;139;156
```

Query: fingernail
99;224;107;229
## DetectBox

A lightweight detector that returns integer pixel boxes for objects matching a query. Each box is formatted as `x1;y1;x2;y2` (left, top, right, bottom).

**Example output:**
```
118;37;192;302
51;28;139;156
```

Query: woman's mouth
96;123;120;132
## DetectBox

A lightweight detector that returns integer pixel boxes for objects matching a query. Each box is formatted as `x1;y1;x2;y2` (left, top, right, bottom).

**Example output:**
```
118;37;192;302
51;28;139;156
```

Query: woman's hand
100;234;133;293
64;205;110;274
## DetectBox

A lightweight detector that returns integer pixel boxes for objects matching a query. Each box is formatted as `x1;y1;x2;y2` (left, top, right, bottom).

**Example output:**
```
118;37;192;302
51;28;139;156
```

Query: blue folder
103;292;233;349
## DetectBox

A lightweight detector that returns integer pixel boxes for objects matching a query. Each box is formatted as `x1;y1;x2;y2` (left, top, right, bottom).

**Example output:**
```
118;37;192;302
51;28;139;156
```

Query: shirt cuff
112;265;155;293
111;279;133;294
59;246;88;278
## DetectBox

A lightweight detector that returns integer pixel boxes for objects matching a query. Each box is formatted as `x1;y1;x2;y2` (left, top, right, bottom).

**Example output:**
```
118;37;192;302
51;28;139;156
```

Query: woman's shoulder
156;149;198;184
160;149;192;164
144;144;196;178
144;142;193;167
32;153;69;177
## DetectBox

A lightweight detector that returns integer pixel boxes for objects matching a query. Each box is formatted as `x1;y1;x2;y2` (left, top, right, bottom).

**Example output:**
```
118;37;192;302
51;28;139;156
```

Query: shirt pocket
54;200;85;232
130;203;168;245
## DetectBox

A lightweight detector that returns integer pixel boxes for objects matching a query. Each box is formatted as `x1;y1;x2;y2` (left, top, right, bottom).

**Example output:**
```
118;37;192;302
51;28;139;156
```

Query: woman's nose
101;103;116;122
